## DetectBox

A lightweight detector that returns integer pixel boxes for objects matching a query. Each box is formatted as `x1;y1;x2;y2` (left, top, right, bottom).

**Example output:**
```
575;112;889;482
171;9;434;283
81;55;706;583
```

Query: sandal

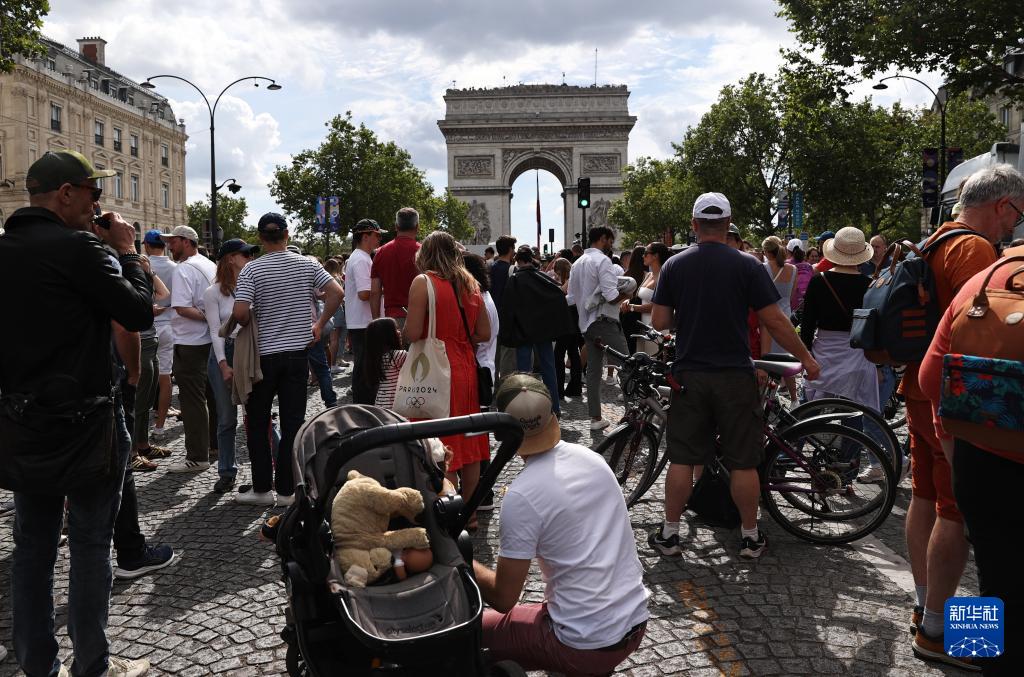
130;455;158;472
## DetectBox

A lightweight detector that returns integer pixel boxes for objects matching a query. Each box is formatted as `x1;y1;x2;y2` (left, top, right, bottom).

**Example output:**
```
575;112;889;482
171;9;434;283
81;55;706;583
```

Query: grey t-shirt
148;255;176;328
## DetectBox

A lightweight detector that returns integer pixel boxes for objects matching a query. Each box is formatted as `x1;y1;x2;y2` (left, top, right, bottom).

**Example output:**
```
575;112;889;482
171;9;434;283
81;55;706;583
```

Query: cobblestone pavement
0;369;975;675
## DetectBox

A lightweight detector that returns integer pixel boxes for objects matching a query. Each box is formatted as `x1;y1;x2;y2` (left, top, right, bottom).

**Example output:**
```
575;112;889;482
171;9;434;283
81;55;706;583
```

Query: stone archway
437;84;636;246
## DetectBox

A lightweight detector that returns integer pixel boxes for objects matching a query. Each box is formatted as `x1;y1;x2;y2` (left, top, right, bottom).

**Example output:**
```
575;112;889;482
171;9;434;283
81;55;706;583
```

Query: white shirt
499;441;649;649
476;290;498;381
149;255;177;327
567;247;621;333
203;283;240;363
170;253;216;345
344;248;373;329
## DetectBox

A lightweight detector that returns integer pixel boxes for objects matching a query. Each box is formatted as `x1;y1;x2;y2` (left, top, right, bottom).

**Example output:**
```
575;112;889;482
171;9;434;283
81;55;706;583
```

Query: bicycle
595;341;897;544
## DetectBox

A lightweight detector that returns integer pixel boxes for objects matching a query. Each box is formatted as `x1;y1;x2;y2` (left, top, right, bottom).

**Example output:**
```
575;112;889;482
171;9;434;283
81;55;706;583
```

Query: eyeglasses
1009;201;1024;226
71;183;102;201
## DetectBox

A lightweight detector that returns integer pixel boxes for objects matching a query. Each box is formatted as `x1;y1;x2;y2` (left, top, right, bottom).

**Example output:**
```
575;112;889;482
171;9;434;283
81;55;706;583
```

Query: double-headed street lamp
873;75;946;190
140;75;282;254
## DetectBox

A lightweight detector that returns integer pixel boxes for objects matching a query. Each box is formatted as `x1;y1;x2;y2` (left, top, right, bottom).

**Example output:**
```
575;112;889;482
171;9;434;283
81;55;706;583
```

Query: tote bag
392;275;452;419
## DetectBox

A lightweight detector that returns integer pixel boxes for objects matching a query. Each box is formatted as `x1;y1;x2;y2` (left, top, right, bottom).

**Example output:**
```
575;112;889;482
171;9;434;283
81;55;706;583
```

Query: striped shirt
235;251;333;355
374;350;407;408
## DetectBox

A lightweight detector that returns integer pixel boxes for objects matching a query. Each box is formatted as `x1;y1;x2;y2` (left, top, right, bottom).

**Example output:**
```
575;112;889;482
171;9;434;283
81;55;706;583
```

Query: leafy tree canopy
185;194;253;244
608;157;694;246
0;1;49;73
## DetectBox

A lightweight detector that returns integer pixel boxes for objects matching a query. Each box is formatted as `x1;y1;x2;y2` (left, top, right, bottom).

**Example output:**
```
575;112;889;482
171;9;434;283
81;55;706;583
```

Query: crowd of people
1;148;1022;676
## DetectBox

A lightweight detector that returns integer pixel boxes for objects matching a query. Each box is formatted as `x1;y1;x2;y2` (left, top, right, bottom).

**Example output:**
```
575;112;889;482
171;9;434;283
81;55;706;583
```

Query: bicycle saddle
753;360;803;378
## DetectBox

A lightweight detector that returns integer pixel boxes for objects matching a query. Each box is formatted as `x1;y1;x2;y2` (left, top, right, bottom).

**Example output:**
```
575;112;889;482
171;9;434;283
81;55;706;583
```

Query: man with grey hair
903;163;1023;670
370;207;420;330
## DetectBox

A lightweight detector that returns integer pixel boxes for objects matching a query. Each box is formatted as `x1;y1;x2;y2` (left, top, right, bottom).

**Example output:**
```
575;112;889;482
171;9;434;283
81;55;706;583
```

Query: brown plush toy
330;470;430;588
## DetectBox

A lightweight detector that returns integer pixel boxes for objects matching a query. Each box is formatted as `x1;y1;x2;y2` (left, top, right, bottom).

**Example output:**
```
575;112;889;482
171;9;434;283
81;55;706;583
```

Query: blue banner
945;597;1003;659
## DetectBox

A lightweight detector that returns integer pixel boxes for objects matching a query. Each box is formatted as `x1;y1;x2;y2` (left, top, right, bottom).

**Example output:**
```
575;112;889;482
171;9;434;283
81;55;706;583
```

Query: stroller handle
321;412;525;535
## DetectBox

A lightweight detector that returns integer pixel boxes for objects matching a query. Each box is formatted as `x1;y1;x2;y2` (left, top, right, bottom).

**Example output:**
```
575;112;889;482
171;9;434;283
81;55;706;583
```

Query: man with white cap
648;192;820;560
475;373;649;674
162;225;217;473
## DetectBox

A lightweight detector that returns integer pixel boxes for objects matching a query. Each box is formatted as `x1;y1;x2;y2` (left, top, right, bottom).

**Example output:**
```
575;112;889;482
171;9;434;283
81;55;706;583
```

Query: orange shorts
907;397;962;522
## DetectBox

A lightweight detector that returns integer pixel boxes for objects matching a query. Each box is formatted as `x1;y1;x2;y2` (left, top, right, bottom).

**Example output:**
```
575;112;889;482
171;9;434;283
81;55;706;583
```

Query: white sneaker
590;419;610;431
330;365;345;374
857;466;885;483
276;493;295;507
234;489;276;506
108;656;150;677
57;665;68;677
166;460;210;473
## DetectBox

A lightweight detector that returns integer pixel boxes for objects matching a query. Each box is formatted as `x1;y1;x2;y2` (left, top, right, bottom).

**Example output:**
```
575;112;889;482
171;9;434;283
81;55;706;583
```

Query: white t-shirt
344;248;373;329
498;441;649;649
149;255;177;327
476;290;498;381
203;283;240;363
170;253;217;345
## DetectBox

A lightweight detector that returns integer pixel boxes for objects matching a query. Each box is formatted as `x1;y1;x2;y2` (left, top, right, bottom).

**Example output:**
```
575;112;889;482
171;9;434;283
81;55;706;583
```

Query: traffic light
921;148;939;208
577;177;591;209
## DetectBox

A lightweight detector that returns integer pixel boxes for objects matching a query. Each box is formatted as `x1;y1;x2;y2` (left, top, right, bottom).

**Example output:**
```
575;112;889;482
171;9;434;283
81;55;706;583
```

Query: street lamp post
873;75;947;190
140;75;281;255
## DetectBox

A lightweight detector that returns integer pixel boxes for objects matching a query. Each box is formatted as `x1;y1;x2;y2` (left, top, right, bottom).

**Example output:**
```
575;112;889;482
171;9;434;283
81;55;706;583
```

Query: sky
42;0;943;250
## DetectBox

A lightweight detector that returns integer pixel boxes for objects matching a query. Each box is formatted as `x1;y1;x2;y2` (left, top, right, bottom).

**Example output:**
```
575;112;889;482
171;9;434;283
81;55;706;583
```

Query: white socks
741;525;760;541
661;522;679;538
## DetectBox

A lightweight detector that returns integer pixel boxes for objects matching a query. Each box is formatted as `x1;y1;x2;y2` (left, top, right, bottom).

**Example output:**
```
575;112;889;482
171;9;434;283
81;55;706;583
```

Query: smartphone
93;206;111;229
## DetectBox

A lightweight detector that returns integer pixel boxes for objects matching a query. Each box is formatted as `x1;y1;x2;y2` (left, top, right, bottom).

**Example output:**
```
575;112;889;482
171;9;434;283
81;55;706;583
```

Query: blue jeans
12;400;131;677
515;342;560;415
207;340;238;478
307;339;336;407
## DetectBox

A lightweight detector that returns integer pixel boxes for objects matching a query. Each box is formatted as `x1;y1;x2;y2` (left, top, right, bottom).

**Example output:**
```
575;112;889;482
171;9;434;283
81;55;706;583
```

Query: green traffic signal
579;199;589;208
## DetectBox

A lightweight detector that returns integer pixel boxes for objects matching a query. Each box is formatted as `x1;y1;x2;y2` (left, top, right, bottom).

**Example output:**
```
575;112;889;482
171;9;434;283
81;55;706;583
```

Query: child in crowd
362;317;408;408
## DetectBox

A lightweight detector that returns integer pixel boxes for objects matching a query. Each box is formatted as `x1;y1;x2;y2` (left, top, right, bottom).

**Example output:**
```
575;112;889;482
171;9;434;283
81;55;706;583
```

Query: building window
130;134;139;157
46;57;56;71
130;174;139;202
114;172;123;199
161;183;169;208
50;104;62;132
113;128;122;152
95;164;106;191
160;144;169;167
1001;106;1012;130
94;120;104;146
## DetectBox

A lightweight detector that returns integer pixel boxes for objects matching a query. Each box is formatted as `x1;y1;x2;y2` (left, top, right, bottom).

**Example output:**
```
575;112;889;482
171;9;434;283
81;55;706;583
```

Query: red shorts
907;397;962;522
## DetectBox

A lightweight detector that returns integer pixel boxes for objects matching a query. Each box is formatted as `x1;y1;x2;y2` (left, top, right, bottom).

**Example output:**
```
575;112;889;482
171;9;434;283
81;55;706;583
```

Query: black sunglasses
71;183;102;201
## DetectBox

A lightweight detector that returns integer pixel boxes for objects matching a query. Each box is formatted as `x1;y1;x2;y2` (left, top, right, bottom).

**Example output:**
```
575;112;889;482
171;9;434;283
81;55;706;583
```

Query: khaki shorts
666;370;764;470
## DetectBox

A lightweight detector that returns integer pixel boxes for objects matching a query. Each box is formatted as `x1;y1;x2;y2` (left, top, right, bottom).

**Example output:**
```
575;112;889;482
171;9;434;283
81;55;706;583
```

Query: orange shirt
904;222;998;401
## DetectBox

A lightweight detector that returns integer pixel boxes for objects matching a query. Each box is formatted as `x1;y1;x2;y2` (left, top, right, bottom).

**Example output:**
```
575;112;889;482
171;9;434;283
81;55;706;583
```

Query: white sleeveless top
637;286;655;326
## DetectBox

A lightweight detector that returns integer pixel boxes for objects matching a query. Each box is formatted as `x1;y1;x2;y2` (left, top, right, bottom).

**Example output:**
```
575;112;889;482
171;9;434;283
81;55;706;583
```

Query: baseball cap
286;244;303;255
817;230;835;244
786;237;803;252
692;192;732;219
159;225;199;244
257;212;288;233
143;229;166;246
26;150;116;195
495;373;560;456
352;218;382;234
217;238;259;259
726;223;742;239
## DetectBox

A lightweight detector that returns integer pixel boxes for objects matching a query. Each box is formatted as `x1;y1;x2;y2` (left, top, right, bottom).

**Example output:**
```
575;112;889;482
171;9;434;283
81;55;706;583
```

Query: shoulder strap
183;259;214;285
423;274;438;339
819;272;849;315
919;228;988;257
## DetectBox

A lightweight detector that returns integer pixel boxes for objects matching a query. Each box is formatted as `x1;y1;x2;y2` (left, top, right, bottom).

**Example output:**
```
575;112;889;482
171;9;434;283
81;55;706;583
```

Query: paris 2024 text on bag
391;274;452;420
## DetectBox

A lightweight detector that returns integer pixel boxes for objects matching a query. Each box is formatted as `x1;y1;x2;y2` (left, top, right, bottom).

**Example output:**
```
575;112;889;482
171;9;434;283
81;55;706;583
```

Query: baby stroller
275;404;527;676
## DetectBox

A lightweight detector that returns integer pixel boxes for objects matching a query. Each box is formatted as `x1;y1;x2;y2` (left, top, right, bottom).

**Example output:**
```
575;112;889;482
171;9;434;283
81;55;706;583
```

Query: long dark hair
361;318;403;393
463;253;490;292
625;245;646;287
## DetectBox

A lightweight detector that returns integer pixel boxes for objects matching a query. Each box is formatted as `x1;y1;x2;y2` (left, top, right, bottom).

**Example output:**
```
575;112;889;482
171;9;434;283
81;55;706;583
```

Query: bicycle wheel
596;423;661;507
761;422;896;545
788;398;903;486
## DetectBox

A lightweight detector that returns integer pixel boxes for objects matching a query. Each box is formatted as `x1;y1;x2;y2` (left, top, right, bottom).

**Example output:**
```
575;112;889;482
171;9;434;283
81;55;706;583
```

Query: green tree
777;1;1024;104
674;73;789;237
0;1;49;73
185;194;254;243
920;92;1009;160
608;157;694;245
269;113;434;249
419;189;472;242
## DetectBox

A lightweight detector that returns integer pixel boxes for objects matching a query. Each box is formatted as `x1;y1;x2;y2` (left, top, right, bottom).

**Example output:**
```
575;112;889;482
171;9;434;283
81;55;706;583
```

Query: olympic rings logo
406;396;426;407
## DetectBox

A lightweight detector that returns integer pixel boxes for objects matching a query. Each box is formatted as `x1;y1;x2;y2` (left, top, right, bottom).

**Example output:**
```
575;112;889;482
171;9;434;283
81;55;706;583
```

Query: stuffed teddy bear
331;470;430;588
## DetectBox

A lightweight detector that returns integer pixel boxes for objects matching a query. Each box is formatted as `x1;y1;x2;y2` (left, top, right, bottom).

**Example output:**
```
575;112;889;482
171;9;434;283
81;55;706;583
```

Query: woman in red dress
404;232;491;525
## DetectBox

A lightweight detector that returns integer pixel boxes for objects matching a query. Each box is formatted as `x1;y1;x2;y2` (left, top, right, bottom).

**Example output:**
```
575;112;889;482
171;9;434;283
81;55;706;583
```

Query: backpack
686;461;741;528
849;229;985;365
938;256;1024;454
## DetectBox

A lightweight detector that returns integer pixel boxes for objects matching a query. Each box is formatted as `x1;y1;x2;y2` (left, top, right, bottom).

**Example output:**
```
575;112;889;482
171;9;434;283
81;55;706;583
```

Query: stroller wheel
488;660;528;677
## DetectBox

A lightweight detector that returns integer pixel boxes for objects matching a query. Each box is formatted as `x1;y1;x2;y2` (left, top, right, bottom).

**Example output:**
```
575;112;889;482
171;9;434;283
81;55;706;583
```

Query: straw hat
822;227;873;266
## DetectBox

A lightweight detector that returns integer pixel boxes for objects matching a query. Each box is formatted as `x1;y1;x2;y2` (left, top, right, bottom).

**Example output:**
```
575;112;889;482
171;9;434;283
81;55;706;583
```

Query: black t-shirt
653;242;780;372
799;271;870;350
490;259;511;309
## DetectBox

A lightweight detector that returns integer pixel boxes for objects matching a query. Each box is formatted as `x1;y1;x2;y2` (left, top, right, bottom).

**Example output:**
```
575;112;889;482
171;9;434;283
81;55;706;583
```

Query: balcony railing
50;119;61;132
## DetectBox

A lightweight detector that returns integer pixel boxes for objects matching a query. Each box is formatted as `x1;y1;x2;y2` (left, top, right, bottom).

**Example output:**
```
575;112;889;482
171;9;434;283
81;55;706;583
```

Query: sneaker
166;460;210;473
912;628;982;672
648;527;681;556
214;476;236;494
276;493;295;507
108;656;151;677
857;466;885;483
58;665;69;677
130;455;158;472
477;494;495;512
234;489;276;506
739;531;768;559
141;446;172;459
910;605;923;635
113;545;178;580
590;419;610;431
330;365;345;374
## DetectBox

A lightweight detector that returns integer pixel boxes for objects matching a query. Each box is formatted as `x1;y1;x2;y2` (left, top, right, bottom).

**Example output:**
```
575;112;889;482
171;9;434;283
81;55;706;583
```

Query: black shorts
666;370;764;470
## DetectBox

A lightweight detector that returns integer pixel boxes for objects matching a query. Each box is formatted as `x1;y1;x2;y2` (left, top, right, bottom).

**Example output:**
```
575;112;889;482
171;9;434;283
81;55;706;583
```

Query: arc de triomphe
437;84;636;246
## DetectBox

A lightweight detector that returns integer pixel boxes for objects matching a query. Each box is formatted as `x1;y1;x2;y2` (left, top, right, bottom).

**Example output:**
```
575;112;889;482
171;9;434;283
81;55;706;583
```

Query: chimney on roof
76;37;107;66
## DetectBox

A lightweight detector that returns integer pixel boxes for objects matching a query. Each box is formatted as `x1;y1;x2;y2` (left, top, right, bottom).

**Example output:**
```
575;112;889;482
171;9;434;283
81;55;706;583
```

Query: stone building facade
0;37;187;235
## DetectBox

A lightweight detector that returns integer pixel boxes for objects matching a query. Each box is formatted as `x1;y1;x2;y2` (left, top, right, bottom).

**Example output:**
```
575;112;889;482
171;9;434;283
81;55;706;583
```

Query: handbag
451;280;493;408
392;275;452;420
0;377;116;494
